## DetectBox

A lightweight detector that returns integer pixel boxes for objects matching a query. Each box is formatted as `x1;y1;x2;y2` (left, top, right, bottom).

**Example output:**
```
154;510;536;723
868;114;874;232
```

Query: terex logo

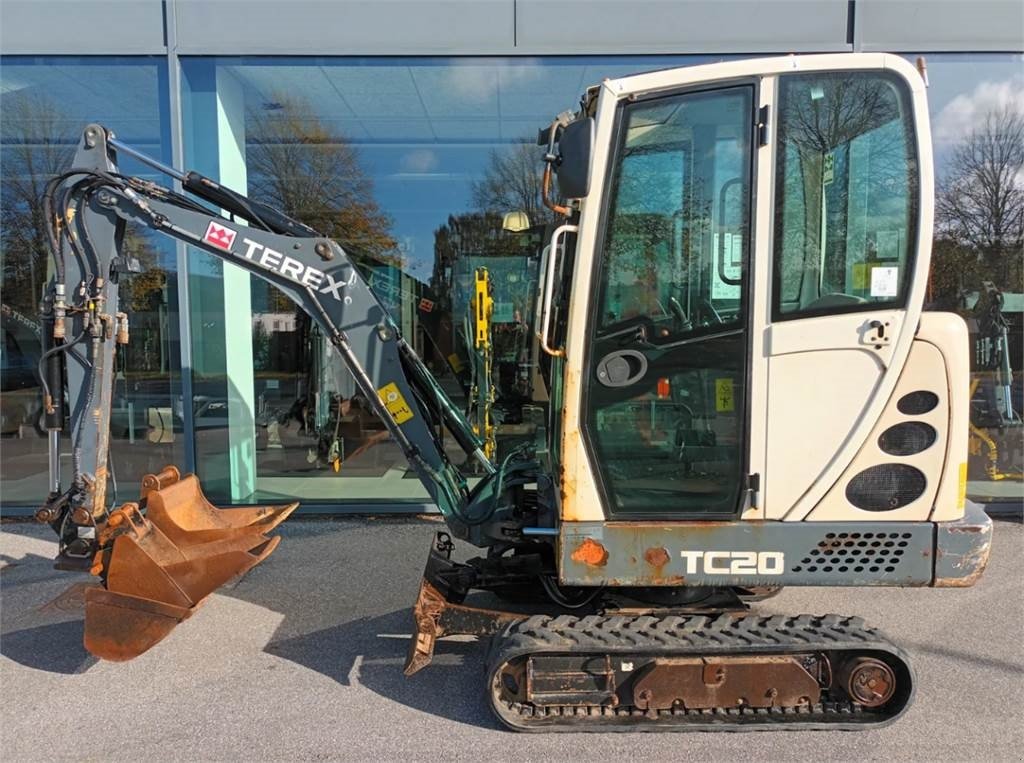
240;238;356;301
679;550;785;576
203;221;237;250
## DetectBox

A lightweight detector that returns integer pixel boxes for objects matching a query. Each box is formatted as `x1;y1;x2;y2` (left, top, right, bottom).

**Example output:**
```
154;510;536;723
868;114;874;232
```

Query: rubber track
486;612;914;732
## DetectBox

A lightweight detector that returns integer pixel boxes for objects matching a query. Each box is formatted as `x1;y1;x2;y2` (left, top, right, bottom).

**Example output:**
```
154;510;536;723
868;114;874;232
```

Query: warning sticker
851;262;869;290
715;378;735;413
870;266;899;298
377;382;415;424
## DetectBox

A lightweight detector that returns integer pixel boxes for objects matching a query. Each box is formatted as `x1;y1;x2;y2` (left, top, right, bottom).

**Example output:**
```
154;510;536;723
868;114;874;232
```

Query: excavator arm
36;124;522;659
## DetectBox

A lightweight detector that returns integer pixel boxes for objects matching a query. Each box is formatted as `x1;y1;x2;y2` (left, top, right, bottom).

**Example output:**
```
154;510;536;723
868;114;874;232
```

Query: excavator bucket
83;467;297;661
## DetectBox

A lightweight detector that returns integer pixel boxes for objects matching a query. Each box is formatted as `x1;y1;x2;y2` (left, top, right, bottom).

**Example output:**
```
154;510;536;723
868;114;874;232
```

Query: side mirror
556;117;594;199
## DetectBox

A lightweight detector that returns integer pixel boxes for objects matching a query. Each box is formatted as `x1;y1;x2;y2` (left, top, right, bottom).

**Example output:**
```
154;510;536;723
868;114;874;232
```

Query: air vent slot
878;421;937;456
897;390;938;415
845;464;926;511
791;531;910;574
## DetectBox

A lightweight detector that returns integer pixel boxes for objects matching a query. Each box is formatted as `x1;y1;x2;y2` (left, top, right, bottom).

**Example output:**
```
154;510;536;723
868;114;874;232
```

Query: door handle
595;349;648;387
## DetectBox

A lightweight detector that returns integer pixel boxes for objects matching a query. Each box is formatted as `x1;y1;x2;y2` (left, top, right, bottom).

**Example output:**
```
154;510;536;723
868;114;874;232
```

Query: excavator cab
36;53;991;730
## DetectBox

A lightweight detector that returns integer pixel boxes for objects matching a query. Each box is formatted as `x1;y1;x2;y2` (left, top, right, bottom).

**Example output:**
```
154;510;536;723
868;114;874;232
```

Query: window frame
769;69;922;323
593;82;757;346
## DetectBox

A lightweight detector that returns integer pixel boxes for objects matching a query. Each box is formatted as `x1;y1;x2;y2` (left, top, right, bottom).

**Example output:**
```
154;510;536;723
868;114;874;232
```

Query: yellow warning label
377;382;415;425
851;262;869;290
715;378;735;413
957;461;967;510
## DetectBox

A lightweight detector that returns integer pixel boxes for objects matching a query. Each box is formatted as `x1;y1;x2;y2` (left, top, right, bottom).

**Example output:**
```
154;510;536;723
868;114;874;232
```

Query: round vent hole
846;464;927;511
879;421;937;456
898;390;939;415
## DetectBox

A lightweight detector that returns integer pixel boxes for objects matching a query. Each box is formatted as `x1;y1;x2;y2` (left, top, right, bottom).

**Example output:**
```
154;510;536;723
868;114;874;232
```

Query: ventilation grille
878;421;937;456
897;390;939;415
846;464;926;511
791;531;911;574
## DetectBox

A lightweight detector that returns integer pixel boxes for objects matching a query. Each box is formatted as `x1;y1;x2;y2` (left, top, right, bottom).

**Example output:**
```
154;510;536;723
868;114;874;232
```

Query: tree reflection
1;94;75;317
775;72;915;306
471;140;556;225
1;95;169;368
246;96;399;266
934;106;1024;300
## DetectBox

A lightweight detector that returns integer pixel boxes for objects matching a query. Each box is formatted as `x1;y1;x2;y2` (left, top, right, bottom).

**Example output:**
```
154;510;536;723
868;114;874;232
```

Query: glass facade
1;52;1021;511
1;56;182;506
176;55;719;506
922;54;1024;502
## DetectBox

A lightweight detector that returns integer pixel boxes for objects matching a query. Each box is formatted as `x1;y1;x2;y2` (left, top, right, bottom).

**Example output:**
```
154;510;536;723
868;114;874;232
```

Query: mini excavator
34;54;991;731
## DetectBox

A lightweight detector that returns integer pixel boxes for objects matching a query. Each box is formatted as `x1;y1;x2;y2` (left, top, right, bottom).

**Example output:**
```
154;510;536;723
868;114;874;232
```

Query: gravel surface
2;516;1021;761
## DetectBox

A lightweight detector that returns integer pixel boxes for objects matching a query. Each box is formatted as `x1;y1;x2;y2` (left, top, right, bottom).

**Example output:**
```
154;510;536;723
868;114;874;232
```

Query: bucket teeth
83;468;293;661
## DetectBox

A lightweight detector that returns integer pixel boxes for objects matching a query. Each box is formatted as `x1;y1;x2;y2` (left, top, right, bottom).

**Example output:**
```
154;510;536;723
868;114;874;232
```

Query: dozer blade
83;468;294;661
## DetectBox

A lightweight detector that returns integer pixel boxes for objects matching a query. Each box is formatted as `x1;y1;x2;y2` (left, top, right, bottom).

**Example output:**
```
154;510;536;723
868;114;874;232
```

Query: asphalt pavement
1;515;1021;762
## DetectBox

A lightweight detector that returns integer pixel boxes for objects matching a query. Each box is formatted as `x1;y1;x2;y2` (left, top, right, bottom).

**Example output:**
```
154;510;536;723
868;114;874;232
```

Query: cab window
773;71;919;318
597;87;752;340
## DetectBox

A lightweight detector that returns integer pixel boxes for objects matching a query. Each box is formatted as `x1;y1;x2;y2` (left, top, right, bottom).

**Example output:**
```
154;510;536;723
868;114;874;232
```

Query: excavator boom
37;124;509;659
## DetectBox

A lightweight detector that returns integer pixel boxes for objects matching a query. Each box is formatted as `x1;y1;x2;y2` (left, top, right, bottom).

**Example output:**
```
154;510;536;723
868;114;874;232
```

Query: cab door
577;83;757;519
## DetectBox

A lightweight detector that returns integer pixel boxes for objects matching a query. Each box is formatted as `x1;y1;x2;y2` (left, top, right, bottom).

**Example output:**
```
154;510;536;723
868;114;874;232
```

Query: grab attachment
84;467;297;661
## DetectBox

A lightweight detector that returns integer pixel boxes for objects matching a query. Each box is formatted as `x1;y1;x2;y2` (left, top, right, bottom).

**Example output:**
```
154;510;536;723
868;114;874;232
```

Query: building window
0;56;177;506
1;52;1018;511
179;55;720;505
916;54;1024;503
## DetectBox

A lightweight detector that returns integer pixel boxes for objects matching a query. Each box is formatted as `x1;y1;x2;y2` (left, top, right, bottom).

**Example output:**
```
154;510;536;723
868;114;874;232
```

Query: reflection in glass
180;56;712;505
4;54;1014;511
773;71;918;317
588;85;754;516
922;55;1024;499
0;56;178;506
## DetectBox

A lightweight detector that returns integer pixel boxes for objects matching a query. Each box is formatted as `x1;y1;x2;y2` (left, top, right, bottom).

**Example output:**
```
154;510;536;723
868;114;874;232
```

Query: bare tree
245;95;399;267
470;140;556;225
0;94;75;316
783;75;900;155
935;106;1024;292
1;94;172;372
